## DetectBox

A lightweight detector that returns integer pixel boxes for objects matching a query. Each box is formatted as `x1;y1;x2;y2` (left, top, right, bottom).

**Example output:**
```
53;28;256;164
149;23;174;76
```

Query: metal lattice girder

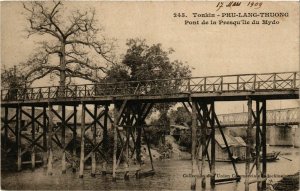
218;107;299;127
1;71;299;102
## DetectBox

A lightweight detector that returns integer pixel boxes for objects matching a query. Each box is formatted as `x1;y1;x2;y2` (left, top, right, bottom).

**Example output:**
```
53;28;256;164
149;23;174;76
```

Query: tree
1;65;26;90
169;106;192;126
105;38;192;111
21;1;115;88
105;39;192;143
119;38;191;81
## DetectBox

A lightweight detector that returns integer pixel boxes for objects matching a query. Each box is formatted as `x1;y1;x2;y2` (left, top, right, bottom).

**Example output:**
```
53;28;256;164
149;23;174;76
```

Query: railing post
94;84;97;96
220;76;223;92
273;73;276;90
253;74;256;91
293;72;297;89
31;88;34;100
188;78;191;93
204;77;207;92
237;75;240;91
74;85;77;98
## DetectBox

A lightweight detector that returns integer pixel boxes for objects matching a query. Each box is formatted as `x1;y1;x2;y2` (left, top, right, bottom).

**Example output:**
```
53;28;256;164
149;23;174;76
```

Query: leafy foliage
113;38;192;81
169;106;192;126
1;66;25;89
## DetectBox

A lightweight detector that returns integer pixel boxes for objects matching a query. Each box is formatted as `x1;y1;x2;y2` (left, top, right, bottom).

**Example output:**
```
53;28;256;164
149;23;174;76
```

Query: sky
1;1;299;113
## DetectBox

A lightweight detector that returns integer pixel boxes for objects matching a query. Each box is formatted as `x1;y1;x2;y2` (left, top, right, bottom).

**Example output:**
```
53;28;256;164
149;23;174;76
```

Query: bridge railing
1;71;299;101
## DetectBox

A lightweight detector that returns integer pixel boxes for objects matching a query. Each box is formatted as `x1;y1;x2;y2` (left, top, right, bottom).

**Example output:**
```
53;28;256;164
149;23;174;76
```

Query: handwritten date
216;1;262;11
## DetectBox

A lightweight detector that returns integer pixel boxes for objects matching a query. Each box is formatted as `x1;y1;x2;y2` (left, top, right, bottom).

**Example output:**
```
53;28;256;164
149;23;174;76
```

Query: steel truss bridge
218;107;299;127
1;71;299;191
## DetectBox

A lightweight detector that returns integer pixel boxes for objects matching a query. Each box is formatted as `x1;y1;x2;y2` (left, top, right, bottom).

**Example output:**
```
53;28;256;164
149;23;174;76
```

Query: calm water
2;146;299;190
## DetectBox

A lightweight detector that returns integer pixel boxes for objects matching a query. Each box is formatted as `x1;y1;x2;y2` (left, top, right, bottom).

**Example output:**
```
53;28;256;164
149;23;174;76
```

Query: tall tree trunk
59;42;66;97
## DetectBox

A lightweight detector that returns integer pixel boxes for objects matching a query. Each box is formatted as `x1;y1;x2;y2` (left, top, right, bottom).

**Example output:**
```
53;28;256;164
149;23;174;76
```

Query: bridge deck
1;71;299;106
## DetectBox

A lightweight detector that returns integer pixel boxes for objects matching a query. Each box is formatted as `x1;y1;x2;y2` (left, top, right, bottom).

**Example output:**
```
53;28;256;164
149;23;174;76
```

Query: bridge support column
43;106;48;170
47;104;53;175
190;101;197;190
79;103;85;178
122;107;131;180
78;103;112;177
31;106;36;171
111;101;154;181
255;101;262;190
102;104;109;175
262;100;266;190
72;105;77;173
91;105;97;177
112;102;119;181
1;107;17;164
61;105;66;174
245;99;267;191
245;98;253;191
3;107;8;152
17;105;22;171
256;100;267;190
186;100;240;190
210;102;216;187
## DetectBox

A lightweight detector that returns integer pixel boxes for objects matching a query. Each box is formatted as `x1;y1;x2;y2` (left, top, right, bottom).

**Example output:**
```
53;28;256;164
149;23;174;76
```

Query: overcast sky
1;1;299;113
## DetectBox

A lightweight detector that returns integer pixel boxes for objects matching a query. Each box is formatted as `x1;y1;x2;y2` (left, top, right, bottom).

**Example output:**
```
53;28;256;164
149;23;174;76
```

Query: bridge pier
1;107;17;160
245;99;267;191
47;104;53;175
3;107;9;152
17;105;22;171
42;106;48;170
31;106;36;171
187;100;241;190
111;101;154;181
102;105;109;175
72;105;77;173
79;103;85;178
61;105;66;174
78;103;111;178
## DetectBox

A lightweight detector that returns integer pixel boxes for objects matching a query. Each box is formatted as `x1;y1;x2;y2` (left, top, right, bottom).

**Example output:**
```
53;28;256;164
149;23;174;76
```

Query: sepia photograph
1;1;299;191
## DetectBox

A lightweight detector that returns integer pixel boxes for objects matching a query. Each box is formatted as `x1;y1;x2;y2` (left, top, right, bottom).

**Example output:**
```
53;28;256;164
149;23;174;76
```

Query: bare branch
17;1;116;86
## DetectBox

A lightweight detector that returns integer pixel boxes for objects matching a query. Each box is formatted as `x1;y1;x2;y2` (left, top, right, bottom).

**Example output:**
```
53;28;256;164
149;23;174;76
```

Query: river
1;146;299;190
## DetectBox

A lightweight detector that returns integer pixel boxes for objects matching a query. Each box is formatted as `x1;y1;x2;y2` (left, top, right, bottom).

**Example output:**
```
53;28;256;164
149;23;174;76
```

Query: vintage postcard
1;1;299;191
